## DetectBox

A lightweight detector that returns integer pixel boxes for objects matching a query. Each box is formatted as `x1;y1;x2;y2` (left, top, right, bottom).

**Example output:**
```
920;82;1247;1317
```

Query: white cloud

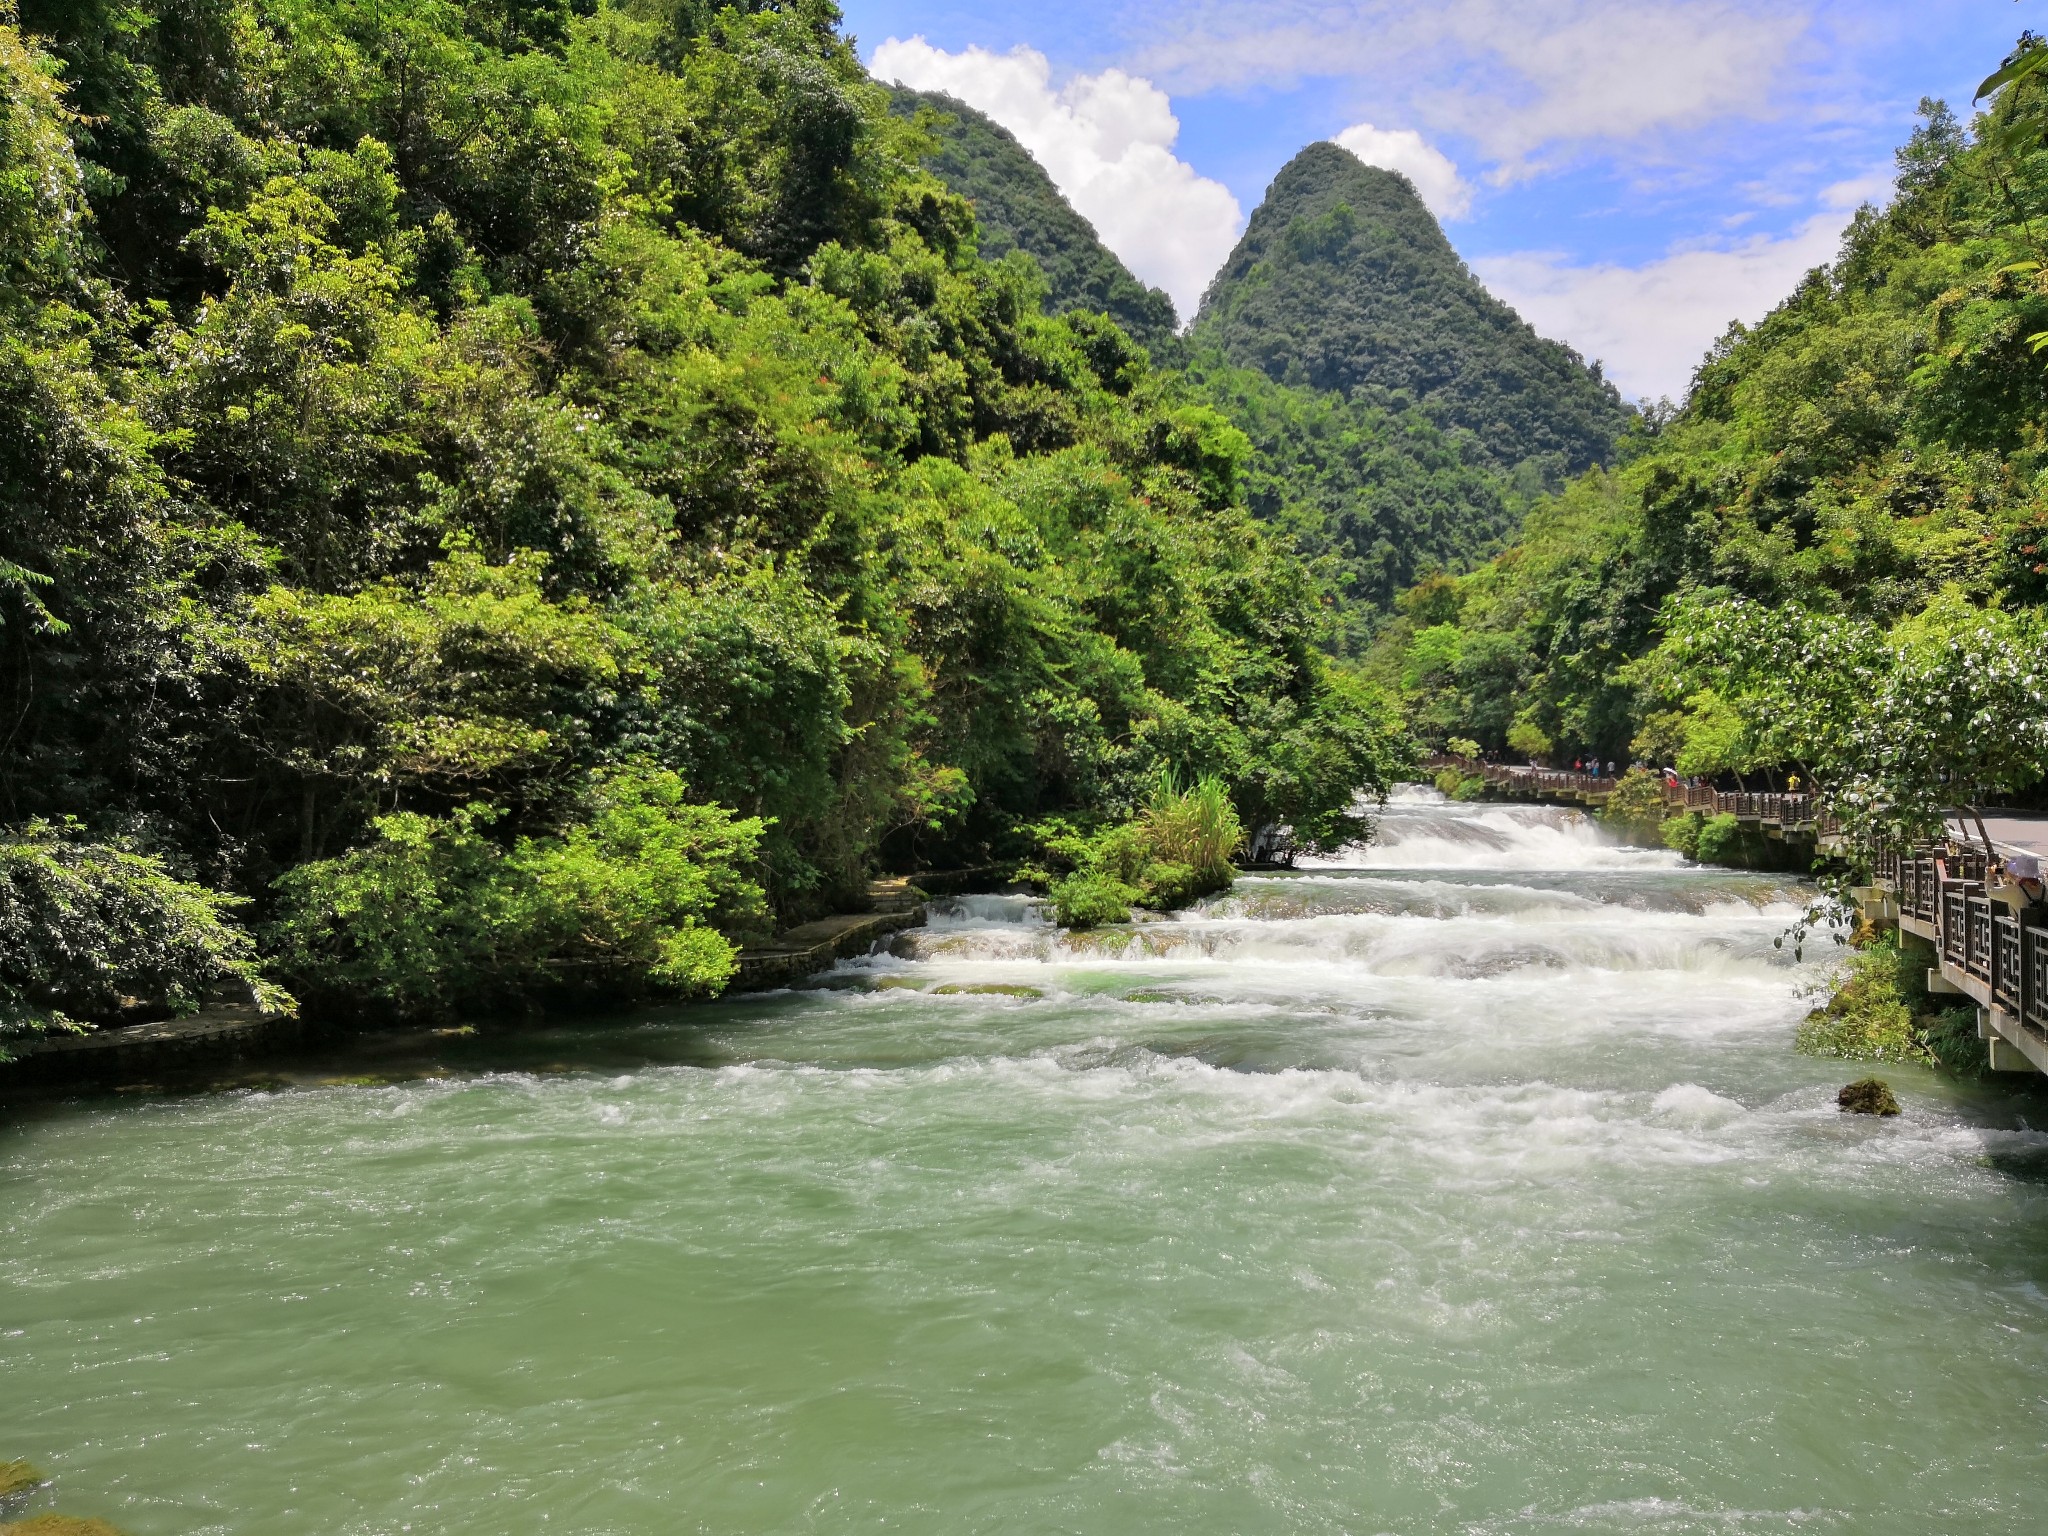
1472;186;1875;401
1134;0;1807;178
870;36;1243;320
1333;124;1473;219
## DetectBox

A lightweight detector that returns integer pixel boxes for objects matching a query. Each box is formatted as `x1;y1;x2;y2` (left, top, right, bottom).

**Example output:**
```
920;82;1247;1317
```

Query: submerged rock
1;1518;130;1535
0;1464;41;1499
930;983;1043;998
1838;1078;1901;1116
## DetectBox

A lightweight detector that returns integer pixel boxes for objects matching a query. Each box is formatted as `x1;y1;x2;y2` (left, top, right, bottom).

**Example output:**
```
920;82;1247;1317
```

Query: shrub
1047;870;1139;929
1139;773;1242;888
1693;812;1744;865
1030;771;1245;927
1660;811;1703;859
271;768;767;1018
1797;932;1987;1073
1798;943;1918;1062
0;823;288;1056
1599;767;1669;830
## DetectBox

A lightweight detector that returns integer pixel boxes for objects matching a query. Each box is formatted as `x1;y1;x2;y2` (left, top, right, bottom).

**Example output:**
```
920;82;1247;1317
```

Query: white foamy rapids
922;892;1047;930
897;900;1803;982
1318;784;1683;872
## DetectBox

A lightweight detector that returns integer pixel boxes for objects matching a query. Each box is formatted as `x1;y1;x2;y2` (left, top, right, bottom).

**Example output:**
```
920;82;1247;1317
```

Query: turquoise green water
8;790;2048;1534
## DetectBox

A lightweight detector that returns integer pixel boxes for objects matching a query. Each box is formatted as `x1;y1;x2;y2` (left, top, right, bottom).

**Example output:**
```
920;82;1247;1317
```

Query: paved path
1950;813;2048;859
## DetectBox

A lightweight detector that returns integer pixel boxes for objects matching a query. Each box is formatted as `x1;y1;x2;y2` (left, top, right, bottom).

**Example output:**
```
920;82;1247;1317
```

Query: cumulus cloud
1333;124;1473;219
1472;179;1881;401
1133;0;1807;178
871;37;1243;320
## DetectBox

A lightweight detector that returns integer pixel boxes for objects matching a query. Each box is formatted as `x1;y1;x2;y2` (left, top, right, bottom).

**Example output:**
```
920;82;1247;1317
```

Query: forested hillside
890;106;1539;636
883;85;1177;353
1195;144;1631;479
0;0;1404;1042
1387;74;2048;836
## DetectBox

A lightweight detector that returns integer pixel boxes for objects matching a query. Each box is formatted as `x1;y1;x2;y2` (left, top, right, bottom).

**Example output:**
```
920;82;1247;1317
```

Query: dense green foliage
1799;932;1982;1074
269;768;766;1016
0;0;1404;1032
0;823;287;1053
1384;73;2048;826
883;85;1176;353
1192;144;1631;479
1178;357;1528;646
1034;771;1243;928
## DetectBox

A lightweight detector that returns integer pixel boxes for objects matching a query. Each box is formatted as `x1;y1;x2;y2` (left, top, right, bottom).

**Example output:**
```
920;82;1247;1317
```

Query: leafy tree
1;822;290;1053
270;767;766;1016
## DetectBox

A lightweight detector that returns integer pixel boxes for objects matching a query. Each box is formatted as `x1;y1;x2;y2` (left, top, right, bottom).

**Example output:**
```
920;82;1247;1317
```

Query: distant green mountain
889;106;1546;638
887;86;1179;352
1193;143;1630;476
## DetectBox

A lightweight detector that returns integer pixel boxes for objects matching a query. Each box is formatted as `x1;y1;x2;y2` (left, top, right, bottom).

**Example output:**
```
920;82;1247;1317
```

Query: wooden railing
1892;850;2048;1040
1440;759;1819;826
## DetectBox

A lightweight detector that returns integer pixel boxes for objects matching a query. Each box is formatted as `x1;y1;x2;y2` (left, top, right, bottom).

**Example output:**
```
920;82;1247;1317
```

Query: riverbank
0;878;938;1097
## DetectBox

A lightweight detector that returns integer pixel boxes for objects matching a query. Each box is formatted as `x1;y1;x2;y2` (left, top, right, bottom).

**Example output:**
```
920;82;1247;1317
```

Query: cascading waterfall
6;787;2048;1534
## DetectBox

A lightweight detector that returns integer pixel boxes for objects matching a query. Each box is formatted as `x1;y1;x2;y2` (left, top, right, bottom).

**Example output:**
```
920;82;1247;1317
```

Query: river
7;788;2048;1533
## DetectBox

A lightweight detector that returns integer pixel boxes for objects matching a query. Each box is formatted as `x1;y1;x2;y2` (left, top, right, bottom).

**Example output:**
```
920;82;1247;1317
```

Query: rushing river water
9;789;2048;1534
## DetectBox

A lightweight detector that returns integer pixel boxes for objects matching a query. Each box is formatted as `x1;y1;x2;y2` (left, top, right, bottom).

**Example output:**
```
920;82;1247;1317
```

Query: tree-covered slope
1382;82;2048;806
1193;143;1630;477
0;0;1406;1042
885;85;1177;352
881;102;1533;631
1177;358;1525;649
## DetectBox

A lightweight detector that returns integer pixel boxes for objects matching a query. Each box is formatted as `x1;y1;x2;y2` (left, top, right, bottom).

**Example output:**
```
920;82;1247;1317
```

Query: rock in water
0;1463;42;1499
1838;1078;1901;1116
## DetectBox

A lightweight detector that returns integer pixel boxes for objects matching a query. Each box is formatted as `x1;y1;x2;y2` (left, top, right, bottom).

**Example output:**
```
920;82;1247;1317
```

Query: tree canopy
0;0;1406;1038
1380;74;2048;833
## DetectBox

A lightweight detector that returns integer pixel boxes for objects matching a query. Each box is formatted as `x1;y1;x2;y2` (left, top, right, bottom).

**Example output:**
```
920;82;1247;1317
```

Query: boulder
1838;1078;1901;1116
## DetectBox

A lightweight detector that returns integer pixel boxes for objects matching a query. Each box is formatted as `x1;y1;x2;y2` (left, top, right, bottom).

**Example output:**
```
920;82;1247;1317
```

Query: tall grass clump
1799;931;1985;1074
1034;772;1245;928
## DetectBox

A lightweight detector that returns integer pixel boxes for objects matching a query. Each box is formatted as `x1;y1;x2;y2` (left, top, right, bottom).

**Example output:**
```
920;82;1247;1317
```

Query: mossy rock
1121;990;1223;1005
929;983;1043;998
1838;1078;1901;1116
0;1463;43;1499
870;976;925;991
2;1517;130;1536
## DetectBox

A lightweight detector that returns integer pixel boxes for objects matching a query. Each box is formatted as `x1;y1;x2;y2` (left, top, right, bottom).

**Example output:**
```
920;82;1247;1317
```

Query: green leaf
1976;43;2048;103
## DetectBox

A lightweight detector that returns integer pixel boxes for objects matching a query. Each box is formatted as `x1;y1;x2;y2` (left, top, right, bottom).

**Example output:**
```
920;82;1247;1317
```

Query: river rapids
7;787;2048;1533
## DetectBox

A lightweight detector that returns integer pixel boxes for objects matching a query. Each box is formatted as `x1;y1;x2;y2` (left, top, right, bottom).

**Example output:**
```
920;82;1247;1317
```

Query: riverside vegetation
1382;32;2048;1073
1380;50;2048;853
0;0;1421;1052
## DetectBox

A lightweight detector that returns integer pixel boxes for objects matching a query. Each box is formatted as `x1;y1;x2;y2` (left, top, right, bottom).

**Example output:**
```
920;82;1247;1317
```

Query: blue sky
846;0;2030;400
